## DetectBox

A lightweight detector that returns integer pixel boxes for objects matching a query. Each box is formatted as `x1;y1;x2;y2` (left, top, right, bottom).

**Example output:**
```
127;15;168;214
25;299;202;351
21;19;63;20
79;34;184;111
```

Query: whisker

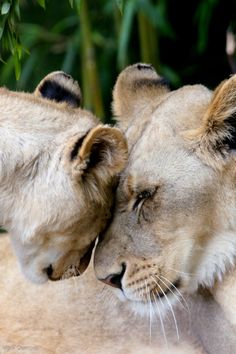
145;280;152;344
166;267;198;277
156;275;188;312
159;275;190;313
151;275;179;341
152;288;168;347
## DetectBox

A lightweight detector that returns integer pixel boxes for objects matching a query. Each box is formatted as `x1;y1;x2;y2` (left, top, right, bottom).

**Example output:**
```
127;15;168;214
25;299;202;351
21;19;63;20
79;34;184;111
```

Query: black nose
100;263;126;290
44;264;53;278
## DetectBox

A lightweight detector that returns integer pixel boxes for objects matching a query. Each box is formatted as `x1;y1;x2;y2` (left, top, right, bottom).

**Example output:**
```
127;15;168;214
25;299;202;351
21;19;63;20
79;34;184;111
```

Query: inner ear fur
187;75;236;163
112;63;170;130
35;71;81;108
67;125;128;200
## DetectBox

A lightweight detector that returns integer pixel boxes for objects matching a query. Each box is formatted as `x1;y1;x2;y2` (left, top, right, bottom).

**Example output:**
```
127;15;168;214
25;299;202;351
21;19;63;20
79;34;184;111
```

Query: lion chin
129;293;180;318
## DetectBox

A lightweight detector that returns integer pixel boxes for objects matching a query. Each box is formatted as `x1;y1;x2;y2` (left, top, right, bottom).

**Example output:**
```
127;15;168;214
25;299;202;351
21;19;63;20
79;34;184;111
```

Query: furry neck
195;230;236;289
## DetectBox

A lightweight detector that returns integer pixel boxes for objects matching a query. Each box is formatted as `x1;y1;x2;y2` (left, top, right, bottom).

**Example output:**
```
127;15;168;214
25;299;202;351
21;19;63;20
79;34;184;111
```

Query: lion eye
132;190;154;211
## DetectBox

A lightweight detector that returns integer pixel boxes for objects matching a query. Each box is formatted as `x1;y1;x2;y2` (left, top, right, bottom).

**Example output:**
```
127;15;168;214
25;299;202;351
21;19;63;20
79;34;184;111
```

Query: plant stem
137;10;160;69
79;0;104;120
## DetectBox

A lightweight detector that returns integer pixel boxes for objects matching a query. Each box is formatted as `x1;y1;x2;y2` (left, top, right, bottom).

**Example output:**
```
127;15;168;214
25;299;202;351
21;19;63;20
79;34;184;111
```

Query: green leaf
68;0;74;8
0;27;3;40
75;0;81;13
37;0;46;9
0;56;7;64
1;2;11;15
14;53;21;80
118;0;136;68
6;31;14;53
14;0;21;19
16;42;22;59
116;0;124;13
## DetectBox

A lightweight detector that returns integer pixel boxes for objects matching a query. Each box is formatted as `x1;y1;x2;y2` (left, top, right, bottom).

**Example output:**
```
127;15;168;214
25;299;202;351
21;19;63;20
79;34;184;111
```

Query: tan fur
0;234;230;354
94;64;236;326
0;72;127;283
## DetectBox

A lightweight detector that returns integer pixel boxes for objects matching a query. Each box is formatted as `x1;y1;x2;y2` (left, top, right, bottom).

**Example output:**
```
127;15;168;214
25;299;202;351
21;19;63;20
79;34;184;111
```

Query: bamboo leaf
6;31;14;53
16;42;22;59
14;53;21;80
62;41;76;73
116;0;124;14
68;0;74;8
118;0;136;68
1;2;11;15
195;0;219;53
37;0;46;10
75;0;81;13
0;56;7;64
14;0;21;19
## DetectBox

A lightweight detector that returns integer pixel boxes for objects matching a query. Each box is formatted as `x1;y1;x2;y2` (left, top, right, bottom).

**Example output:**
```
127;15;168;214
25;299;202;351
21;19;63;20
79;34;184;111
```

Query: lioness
94;63;236;317
0;72;127;283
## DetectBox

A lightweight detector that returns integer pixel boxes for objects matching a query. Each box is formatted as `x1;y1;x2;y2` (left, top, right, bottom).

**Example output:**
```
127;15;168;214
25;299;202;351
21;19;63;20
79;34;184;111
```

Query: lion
94;63;236;320
0;72;127;283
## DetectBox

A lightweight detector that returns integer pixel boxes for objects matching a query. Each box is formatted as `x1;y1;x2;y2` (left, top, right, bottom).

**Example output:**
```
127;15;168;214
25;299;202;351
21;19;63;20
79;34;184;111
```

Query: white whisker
151;275;179;341
156;275;188;312
166;267;197;277
152;288;168;347
145;280;152;344
160;274;190;313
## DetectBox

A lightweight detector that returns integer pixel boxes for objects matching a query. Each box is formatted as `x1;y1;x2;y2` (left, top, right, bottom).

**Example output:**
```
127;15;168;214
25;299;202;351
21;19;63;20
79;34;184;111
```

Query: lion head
94;63;236;316
0;72;127;283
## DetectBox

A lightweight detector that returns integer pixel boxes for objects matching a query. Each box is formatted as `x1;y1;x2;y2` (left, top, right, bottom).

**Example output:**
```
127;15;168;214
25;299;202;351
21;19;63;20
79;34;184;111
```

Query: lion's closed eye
132;187;158;223
132;189;156;211
132;190;153;211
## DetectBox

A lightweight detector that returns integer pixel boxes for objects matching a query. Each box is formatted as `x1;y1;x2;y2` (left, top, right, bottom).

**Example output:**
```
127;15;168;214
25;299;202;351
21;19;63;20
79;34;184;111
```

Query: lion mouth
53;240;96;281
61;240;96;280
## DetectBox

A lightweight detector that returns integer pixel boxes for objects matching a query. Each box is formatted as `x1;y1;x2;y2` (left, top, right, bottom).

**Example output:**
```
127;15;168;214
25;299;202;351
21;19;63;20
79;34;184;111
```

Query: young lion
0;72;127;283
94;63;236;318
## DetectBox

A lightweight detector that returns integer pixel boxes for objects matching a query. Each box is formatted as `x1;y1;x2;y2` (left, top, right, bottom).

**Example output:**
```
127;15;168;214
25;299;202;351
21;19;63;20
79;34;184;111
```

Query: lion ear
34;71;81;108
112;63;170;130
64;125;128;199
190;75;236;162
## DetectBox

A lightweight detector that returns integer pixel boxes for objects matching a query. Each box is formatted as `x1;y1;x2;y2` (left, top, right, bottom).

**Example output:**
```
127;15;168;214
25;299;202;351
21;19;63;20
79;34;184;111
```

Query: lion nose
99;263;126;290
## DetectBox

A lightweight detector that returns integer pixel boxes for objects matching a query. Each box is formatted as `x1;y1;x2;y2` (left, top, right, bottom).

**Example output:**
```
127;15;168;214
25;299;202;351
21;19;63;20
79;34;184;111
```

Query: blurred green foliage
0;0;235;122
